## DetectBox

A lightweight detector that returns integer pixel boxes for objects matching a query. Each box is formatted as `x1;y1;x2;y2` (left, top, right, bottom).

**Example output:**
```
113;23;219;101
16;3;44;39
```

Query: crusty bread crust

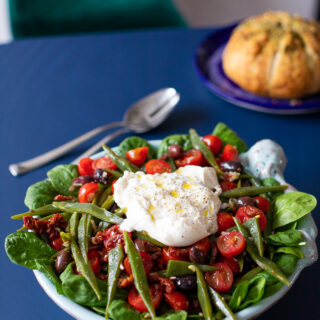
222;11;320;99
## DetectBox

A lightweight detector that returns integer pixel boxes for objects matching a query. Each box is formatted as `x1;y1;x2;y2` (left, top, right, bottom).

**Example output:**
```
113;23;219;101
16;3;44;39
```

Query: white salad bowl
33;140;318;320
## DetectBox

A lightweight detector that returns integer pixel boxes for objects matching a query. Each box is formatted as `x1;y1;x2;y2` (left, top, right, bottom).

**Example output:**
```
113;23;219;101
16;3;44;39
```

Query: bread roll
222;11;320;99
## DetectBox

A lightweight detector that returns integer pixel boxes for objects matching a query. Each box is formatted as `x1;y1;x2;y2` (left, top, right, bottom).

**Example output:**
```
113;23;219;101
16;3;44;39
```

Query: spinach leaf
155;311;188;320
275;247;305;258
108;299;141;320
47;164;78;196
273;192;317;229
263;282;283;298
117;136;156;158
36;262;63;294
229;280;250;311
262;177;283;200
212;122;248;154
157;134;192;158
274;253;298;276
254;271;277;286
267;230;305;247
239;276;266;309
5;232;56;269
24;180;58;209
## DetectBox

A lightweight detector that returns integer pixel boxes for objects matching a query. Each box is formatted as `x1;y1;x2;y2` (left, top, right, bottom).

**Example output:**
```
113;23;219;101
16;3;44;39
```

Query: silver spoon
9;88;180;176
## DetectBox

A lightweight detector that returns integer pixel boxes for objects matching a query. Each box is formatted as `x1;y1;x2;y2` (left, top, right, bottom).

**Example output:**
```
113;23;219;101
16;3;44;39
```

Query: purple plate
195;24;320;114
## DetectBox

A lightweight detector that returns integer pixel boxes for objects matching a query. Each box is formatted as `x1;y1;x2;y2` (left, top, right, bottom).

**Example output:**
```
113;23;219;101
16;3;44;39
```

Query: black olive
93;169;109;184
55;250;72;274
189;246;207;264
236;196;258;208
175;275;197;291
221;161;244;173
72;175;95;187
168;144;183;158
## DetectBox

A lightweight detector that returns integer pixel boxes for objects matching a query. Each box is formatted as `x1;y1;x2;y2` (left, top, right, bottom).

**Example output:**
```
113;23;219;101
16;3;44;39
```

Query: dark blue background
0;28;319;319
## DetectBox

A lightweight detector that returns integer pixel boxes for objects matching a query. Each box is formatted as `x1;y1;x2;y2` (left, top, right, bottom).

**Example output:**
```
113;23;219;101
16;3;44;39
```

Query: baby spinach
36;262;63;294
239;276;266;310
262;177;283;200
273;192;317;229
157;134;192;158
263;282;283;298
155;311;188;320
267;230;305;247
24;180;58;209
212;122;248;154
275;247;304;259
229;280;250;311
47;164;78;196
5;232;56;269
117;136;156;158
273;253;298;276
108;299;141;320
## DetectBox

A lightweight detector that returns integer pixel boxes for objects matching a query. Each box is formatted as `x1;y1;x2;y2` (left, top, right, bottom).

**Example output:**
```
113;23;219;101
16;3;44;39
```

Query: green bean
244;217;264;256
243;170;261;187
11;204;60;219
106;245;124;319
103;168;123;178
101;195;115;210
78;213;91;263
189;129;223;175
52;201;123;224
263;207;274;238
234;218;290;286
189;265;213;320
135;231;167;248
124;232;155;319
221;185;287;198
102;144;138;172
98;186;112;207
208;287;236;320
166;260;217;277
69;212;101;300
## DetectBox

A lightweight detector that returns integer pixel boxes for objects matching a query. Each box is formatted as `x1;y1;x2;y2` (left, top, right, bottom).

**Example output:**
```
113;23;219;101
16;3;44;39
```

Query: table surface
0;27;319;320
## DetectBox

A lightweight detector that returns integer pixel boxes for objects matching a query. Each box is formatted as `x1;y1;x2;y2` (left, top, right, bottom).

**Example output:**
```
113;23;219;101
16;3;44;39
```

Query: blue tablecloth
0;28;319;320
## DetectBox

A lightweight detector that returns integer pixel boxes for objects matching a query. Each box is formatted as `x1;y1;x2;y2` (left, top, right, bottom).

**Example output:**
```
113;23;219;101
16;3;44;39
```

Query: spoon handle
72;127;130;164
8;121;124;176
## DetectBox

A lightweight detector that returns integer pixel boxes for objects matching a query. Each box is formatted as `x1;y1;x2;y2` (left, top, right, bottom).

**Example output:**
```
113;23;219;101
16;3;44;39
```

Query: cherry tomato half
192;237;211;254
128;285;162;312
50;236;64;251
102;225;131;252
219;256;241;273
217;231;246;258
145;159;171;174
220;180;237;192
175;149;203;167
126;146;149;166
87;249;101;275
253;196;270;213
205;262;233;292
221;144;239;162
124;251;153;275
78;157;94;176
92;156;117;171
235;205;267;232
164;291;189;312
202;135;222;156
162;247;189;265
78;182;99;203
217;212;236;232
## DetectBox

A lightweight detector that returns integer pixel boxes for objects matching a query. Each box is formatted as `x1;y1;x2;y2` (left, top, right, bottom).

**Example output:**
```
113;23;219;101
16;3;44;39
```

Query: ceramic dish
33;141;318;320
195;24;320;115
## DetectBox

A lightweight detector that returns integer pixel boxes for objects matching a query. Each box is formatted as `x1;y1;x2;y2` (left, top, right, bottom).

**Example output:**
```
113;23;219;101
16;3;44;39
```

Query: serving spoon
9;88;180;176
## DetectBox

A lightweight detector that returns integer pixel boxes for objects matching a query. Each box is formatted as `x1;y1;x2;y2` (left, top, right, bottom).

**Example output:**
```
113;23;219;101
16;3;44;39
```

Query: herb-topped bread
222;11;320;99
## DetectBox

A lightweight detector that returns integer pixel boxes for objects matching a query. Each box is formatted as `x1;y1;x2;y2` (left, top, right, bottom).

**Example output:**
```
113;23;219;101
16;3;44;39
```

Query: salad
5;123;317;320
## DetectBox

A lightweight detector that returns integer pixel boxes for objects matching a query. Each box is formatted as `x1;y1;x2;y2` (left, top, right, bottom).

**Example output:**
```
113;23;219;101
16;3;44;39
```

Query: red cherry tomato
111;179;118;194
92;156;117;171
102;225;131;252
217;212;236;232
175;149;203;167
217;231;246;258
128;285;162;312
126;146;149;166
145;159;171;174
219;256;241;273
193;237;211;254
78;182;99;203
78;157;94;176
164;291;189;312
50;236;64;251
124;252;153;275
162;247;189;265
235;206;267;232
205;262;233;292
87;249;101;275
220;180;237;191
221;144;239;161
202;135;222;156
253;196;270;213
